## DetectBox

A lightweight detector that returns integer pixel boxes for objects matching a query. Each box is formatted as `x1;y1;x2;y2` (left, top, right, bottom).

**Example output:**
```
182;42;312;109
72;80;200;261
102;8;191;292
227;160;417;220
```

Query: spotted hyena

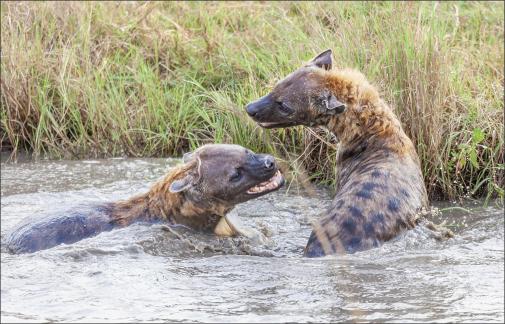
5;144;284;253
246;49;433;257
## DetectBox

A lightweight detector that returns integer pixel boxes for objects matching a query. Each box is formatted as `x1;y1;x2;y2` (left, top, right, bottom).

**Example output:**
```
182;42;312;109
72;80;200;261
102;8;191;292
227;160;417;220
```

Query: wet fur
309;70;430;256
246;51;448;256
5;162;228;254
112;160;231;231
5;145;282;253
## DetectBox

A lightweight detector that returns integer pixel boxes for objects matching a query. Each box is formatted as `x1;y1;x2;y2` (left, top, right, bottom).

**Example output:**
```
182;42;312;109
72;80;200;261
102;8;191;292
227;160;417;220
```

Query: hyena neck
323;69;416;162
110;170;186;226
110;164;230;231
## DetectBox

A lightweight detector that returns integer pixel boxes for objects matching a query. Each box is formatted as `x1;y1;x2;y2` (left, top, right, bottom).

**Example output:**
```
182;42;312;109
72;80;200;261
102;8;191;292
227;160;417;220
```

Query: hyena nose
245;102;259;117
263;155;275;170
246;95;270;117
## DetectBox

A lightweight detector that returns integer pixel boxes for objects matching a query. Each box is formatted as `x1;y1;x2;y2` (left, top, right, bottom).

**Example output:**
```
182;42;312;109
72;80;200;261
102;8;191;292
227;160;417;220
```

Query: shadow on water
1;157;503;322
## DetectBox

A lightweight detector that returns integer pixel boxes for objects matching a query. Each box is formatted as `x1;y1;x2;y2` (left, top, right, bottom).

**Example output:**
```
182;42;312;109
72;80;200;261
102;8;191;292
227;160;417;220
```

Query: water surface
1;157;503;322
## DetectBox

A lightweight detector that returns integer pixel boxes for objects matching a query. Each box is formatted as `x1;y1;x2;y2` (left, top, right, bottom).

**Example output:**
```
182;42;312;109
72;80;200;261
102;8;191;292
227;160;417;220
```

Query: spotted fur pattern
304;69;428;256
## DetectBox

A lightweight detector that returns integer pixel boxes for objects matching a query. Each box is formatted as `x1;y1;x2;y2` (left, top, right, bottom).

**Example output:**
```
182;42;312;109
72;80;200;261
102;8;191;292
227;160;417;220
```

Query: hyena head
246;49;346;128
169;144;284;207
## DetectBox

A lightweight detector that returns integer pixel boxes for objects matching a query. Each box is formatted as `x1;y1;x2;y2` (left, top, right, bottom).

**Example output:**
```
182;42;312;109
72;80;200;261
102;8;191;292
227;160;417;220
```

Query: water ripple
1;158;503;322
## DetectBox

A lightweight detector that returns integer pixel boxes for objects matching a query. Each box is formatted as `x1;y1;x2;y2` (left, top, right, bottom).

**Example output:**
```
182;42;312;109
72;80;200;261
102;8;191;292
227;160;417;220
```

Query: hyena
5;144;284;253
246;49;434;257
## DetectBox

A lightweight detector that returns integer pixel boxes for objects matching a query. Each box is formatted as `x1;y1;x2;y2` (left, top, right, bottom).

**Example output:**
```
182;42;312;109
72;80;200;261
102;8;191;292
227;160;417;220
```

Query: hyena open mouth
247;170;284;194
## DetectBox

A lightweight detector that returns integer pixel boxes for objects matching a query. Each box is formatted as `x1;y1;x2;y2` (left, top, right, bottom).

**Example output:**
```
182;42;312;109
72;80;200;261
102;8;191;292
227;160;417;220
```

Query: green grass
1;1;503;201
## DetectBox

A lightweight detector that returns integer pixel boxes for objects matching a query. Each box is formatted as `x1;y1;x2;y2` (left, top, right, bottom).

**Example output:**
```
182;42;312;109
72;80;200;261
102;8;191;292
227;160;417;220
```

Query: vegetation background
1;1;503;201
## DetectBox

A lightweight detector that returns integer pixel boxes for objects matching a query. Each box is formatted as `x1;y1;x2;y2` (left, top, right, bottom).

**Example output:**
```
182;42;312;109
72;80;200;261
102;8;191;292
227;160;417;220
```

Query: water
1;156;503;322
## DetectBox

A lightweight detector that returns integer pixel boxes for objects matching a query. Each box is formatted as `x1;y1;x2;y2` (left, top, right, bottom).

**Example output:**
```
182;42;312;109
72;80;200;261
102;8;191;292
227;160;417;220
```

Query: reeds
1;2;503;200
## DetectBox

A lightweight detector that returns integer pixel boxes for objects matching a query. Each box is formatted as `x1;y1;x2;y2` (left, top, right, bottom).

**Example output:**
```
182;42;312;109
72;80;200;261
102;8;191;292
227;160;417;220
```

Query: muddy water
1;157;503;322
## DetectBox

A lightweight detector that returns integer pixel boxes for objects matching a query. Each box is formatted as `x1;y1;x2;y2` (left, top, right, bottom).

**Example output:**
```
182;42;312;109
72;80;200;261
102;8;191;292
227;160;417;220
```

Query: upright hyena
5;144;284;253
246;49;437;257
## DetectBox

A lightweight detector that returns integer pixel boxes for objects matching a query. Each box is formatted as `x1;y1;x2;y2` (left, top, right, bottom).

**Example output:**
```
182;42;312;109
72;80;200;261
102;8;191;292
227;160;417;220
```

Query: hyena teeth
247;171;282;194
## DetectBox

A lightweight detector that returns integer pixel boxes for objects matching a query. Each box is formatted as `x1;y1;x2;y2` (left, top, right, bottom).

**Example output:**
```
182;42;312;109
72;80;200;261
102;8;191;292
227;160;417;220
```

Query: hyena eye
277;101;294;114
229;169;242;182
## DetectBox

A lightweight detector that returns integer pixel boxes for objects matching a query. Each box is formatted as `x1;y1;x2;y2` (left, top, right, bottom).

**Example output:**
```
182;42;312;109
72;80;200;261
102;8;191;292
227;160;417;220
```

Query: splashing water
1;156;503;322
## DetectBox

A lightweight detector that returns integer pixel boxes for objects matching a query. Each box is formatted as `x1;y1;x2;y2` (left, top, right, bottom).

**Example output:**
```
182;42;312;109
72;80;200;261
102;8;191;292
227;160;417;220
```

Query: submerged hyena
5;144;284;253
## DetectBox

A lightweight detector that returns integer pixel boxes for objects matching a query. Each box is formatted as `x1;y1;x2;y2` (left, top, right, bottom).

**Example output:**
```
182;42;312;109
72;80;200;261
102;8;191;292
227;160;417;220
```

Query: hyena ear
169;175;194;193
308;49;333;70
170;157;202;193
326;94;346;114
317;90;346;115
